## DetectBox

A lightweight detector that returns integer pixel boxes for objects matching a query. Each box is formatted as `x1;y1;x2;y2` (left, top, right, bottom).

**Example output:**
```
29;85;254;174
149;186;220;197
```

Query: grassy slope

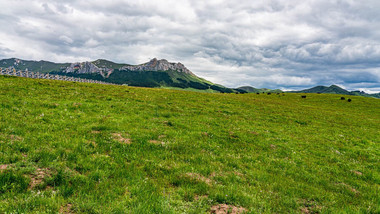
92;59;130;69
0;58;69;73
0;76;379;213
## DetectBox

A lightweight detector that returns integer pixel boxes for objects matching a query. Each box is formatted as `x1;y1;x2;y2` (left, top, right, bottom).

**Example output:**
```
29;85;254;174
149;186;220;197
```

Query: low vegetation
0;75;379;213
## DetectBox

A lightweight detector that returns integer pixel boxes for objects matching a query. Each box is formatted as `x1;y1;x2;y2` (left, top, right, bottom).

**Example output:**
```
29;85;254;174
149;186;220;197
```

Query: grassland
0;75;379;213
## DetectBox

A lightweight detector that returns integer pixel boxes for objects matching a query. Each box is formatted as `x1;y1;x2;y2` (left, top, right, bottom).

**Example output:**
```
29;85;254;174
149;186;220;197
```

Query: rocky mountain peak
60;58;194;77
121;58;194;75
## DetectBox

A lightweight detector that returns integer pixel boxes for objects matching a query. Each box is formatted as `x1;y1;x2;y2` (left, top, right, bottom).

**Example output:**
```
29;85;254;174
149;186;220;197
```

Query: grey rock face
121;58;194;75
62;58;193;77
65;62;100;74
64;62;112;78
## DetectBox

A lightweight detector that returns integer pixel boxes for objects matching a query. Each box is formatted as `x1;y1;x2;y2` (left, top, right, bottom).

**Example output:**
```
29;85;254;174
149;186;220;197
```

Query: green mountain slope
92;59;130;69
0;58;234;93
290;85;379;98
0;58;69;73
0;75;379;213
291;85;350;94
237;86;283;93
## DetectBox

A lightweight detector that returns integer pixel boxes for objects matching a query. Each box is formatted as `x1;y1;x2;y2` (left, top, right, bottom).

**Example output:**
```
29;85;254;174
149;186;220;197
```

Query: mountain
237;86;283;93
0;58;234;93
290;85;379;98
291;85;351;95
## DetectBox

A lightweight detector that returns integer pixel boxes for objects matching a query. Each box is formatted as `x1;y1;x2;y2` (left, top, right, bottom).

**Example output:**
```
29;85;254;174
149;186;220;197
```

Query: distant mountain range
0;58;234;93
288;85;380;98
1;58;379;97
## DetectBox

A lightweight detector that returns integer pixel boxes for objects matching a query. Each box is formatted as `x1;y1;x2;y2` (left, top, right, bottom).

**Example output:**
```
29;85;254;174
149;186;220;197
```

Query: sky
1;0;380;92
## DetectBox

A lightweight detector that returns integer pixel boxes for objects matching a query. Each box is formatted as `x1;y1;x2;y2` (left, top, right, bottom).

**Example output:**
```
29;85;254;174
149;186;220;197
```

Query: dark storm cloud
0;0;380;92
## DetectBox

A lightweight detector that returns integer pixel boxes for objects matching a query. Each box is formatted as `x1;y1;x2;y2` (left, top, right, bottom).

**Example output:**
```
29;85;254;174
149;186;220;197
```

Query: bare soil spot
249;131;259;135
185;173;213;185
91;130;101;134
149;140;165;145
299;199;323;213
194;195;208;201
339;183;360;194
158;135;166;139
29;168;52;189
233;171;244;177
202;132;209;137
210;204;247;214
270;144;276;149
351;170;363;176
9;135;23;141
0;164;8;171
85;140;97;148
229;131;238;139
59;203;74;214
73;103;82;107
112;133;131;144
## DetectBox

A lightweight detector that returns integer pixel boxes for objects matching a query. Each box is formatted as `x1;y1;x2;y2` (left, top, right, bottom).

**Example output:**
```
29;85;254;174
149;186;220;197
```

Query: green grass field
0;75;379;213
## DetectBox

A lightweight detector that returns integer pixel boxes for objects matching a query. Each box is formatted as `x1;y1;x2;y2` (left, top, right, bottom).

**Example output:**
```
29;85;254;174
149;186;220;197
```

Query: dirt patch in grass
195;195;208;201
149;140;165;145
210;204;247;214
202;132;209;137
351;170;363;176
59;203;74;214
112;133;131;144
158;135;166;139
339;183;360;194
85;140;97;148
72;103;82;107
9;135;23;141
91;130;101;134
29;168;52;189
185;173;213;185
249;131;259;135
299;200;322;213
0;164;9;171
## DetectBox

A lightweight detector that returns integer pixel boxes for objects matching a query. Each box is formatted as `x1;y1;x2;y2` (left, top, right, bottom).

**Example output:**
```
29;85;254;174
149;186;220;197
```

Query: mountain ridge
288;85;380;98
0;58;234;93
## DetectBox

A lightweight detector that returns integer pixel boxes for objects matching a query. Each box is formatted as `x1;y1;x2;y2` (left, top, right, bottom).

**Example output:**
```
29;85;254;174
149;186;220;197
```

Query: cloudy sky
1;0;380;92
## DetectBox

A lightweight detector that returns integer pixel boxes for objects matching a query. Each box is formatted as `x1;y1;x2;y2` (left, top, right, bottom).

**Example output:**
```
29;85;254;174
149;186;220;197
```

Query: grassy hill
290;85;380;98
291;85;351;95
237;86;283;93
0;76;379;213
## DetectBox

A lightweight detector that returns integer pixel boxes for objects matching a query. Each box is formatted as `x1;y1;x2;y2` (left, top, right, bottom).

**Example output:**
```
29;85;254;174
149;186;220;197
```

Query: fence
0;68;116;85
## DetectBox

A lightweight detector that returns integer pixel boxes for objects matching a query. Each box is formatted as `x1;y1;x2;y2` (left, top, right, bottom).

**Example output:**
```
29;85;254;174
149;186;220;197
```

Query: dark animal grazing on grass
235;92;239;94
277;93;280;95
317;92;321;94
267;92;271;95
256;93;260;95
301;95;306;98
348;99;352;102
341;97;345;100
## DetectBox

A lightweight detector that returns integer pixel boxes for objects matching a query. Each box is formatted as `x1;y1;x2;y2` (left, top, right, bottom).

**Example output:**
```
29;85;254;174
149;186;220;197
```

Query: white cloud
0;0;379;92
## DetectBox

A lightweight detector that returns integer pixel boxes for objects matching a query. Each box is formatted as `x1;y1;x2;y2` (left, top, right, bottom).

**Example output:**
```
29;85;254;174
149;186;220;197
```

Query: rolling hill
0;75;379;213
289;85;380;98
237;86;283;93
